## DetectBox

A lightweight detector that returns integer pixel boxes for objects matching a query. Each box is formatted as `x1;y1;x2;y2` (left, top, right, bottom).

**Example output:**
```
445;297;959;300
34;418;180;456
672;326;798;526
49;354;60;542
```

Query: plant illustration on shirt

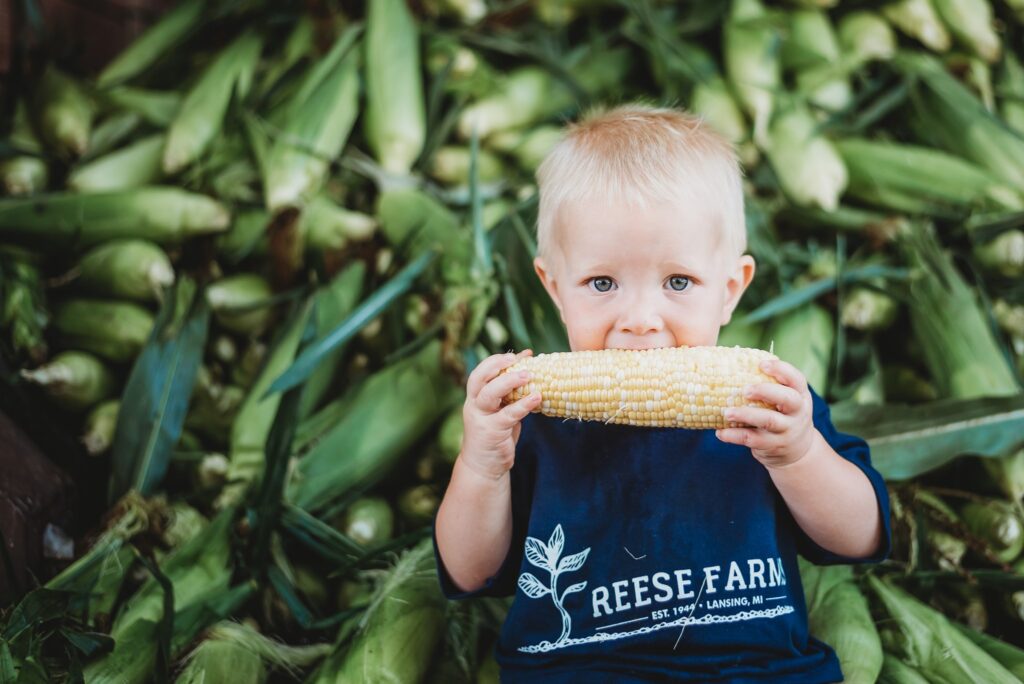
517;523;590;645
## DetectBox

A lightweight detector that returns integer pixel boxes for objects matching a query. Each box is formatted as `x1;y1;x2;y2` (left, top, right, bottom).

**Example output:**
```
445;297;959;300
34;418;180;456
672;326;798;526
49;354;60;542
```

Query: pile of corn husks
2;0;1024;681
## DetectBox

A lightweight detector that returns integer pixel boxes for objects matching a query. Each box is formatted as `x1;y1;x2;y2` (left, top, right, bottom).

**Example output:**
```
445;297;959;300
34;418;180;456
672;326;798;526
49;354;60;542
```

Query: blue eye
668;276;690;291
591;277;614;293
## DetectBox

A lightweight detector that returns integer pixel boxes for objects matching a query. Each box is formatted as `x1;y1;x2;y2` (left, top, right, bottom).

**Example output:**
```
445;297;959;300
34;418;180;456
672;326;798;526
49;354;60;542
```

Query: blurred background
1;0;1024;681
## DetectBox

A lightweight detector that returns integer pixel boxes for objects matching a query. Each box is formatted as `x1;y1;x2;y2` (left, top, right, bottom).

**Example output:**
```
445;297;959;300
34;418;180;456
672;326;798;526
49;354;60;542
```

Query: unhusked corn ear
502;346;779;429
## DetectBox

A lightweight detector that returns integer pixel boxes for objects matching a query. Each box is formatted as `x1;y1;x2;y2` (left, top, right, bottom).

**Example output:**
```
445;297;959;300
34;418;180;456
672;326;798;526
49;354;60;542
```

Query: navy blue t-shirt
432;385;891;683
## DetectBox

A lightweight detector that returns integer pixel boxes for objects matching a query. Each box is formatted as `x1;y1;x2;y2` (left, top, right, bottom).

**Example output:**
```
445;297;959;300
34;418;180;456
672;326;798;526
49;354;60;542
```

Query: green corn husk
881;365;939;402
456;45;632;141
0;156;48;195
951;621;1024;679
983;448;1024;505
185;370;246;447
102;87;182;127
781;9;839;70
175;621;330;684
835;138;1023;217
960;499;1024;562
928;528;968;570
298;261;366;419
690;74;750;142
82;399;120;455
999;52;1024;137
882;0;951;52
206;273;274;336
67;133;165;191
163;30;263;174
840;286;899;332
877;653;931;684
364;0;426;175
764;98;848;211
52;298;154;363
1;255;48;362
262;27;360;212
895;221;1021;399
932;0;1000;62
973;229;1024;278
723;0;781;147
313;538;446;683
19;350;116;412
0;186;230;249
437;403;464;465
764;302;834;394
288;339;459;512
895;52;1024;188
84;111;143;159
799;559;882;684
485;125;563;172
302;195;378;251
429;145;506;186
718;314;768;349
332;496;394;546
83;509;238;684
31;66;95;159
930;582;989;632
73;238;174;302
866;575;1018;683
215;298;312;509
97;0;204;87
838;11;897;64
397;484;441;527
377;188;473;286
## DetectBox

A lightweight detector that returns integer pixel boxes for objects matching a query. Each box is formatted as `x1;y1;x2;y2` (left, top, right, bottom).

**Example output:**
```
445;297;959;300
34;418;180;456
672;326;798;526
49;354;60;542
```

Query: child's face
533;196;755;352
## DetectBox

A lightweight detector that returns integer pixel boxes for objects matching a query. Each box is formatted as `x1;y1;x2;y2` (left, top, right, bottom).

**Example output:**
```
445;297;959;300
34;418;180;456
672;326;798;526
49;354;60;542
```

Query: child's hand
714;359;817;469
459;349;542;481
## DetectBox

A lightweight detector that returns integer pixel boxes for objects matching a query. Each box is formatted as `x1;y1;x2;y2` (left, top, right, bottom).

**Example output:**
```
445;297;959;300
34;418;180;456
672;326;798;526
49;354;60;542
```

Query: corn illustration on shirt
432;384;891;683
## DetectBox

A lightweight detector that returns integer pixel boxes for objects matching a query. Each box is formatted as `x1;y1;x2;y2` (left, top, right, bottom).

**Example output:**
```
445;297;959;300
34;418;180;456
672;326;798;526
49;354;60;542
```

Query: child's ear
720;254;756;326
534;256;565;321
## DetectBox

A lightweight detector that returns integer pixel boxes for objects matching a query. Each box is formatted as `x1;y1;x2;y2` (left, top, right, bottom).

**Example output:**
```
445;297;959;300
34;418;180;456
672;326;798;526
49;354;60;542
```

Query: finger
759;359;807;392
744;382;802;415
723;406;788;433
467;350;532;399
496;391;542;428
715;427;760;447
478;368;534;413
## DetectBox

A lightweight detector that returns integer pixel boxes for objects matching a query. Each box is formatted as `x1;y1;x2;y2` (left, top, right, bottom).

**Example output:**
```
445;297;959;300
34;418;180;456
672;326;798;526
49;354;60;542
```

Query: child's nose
619;302;663;335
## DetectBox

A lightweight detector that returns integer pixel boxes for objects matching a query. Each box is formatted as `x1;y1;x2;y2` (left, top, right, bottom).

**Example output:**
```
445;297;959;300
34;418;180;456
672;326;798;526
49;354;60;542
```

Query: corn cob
502;346;778;429
0;156;48;195
764;98;848;211
67;133;165;191
82;399;120;456
838;12;897;64
31;66;95;159
882;0;951;52
723;0;781;147
163;30;263;174
332;496;395;547
19;350;116;412
97;0;204;87
73;238;174;302
0;186;230;249
364;0;426;174
932;0;1000;63
206;273;274;336
52;298;155;363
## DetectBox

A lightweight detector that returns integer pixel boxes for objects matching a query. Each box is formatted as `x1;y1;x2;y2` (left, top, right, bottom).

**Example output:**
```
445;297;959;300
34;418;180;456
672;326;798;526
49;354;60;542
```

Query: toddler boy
432;102;891;683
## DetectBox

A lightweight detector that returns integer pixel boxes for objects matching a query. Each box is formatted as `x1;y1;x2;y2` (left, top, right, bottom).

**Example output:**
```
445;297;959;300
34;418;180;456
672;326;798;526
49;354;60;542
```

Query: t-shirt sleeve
431;416;536;600
793;385;892;566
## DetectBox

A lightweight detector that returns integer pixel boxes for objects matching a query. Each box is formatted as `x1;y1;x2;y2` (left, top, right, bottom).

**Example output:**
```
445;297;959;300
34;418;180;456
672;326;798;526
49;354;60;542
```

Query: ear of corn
96;0;205;87
931;0;1000;63
882;0;951;53
723;0;781;147
67;133;166;191
19;350;117;412
764;98;848;211
31;66;95;159
52;298;155;363
0;187;230;249
101;87;182;127
163;30;264;174
73;238;174;303
502;345;778;429
364;0;426;174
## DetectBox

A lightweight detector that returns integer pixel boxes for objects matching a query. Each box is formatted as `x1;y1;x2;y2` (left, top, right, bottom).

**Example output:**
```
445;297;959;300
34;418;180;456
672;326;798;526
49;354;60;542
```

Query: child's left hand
714;359;818;469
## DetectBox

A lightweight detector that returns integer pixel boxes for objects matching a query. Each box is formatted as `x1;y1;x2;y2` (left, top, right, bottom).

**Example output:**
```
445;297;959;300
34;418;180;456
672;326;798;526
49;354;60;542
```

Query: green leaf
108;276;209;503
265;248;439;397
1;589;74;642
59;629;114;658
831;394;1024;480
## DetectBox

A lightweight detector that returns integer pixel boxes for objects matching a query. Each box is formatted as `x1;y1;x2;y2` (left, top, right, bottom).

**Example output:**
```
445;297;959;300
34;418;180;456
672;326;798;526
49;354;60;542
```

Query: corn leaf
831;393;1024;480
108;276;209;504
266;248;439;397
97;0;205;87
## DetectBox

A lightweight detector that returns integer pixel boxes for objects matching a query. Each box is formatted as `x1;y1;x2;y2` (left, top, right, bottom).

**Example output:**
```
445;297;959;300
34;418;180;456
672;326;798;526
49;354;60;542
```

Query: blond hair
534;101;747;269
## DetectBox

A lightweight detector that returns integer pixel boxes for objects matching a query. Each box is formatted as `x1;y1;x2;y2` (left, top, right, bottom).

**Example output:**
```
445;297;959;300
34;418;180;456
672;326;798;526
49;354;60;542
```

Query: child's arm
435;349;541;593
716;358;885;559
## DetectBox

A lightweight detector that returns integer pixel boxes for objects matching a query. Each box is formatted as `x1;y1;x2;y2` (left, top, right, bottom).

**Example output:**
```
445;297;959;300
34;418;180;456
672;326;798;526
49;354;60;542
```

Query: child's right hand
459;349;542;480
